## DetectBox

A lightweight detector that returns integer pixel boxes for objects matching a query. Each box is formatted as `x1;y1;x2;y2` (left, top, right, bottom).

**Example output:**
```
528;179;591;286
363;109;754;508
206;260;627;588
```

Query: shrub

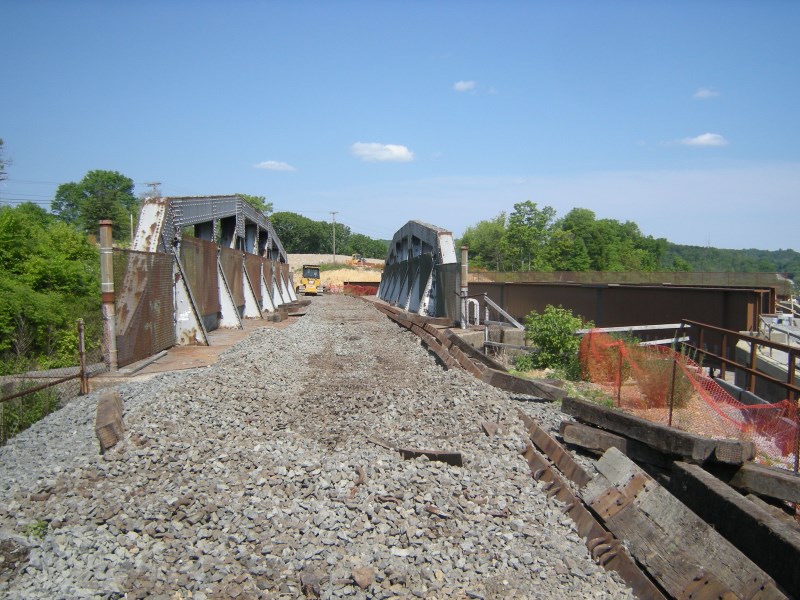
524;305;592;379
513;352;534;372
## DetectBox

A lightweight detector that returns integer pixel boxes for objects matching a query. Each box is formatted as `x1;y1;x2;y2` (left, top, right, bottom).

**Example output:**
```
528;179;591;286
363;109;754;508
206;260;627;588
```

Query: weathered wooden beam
479;369;566;401
582;448;785;599
705;461;800;505
398;448;463;467
95;389;124;453
670;461;800;596
444;330;508;372
559;421;674;469
745;494;800;529
561;396;754;465
519;442;667;599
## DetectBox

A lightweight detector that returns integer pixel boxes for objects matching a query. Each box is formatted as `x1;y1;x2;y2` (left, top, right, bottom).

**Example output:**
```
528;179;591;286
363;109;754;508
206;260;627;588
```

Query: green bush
523;305;592;379
513;352;534;372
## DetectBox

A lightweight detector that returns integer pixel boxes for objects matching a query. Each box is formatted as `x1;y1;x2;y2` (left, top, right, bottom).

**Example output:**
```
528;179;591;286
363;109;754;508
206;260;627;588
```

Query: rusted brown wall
469;282;769;332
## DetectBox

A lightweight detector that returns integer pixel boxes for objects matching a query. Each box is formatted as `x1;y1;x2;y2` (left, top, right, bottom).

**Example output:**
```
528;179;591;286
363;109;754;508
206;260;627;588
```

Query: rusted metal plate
244;253;262;305
588;474;649;521
519;410;592;488
180;236;221;319
113;249;176;367
219;247;245;310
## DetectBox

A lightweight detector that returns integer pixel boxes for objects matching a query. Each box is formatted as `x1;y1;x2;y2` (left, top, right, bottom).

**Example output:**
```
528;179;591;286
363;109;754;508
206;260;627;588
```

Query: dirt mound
287;254;384;287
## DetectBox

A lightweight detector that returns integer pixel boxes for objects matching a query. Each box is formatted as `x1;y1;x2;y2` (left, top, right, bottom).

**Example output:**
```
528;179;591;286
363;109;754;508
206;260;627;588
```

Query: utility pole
330;211;338;263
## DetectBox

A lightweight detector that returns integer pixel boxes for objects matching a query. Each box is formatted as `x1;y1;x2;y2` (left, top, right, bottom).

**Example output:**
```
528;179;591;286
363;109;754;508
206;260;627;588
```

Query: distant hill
663;244;800;282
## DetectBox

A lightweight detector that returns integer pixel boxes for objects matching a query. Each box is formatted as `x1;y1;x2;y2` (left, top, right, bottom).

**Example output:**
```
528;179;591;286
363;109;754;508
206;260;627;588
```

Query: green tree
544;229;591;271
344;233;388;259
500;201;556;271
237;194;273;216
52;170;138;240
460;213;507;270
270;211;328;253
557;208;665;272
0;204;99;365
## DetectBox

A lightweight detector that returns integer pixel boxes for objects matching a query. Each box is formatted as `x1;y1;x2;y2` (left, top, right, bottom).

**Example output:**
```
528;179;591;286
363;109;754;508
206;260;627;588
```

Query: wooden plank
717;461;800;505
559;421;674;469
670;461;800;595
398;448;463;467
561;396;754;465
582;448;785;599
445;330;508;372
480;369;566;401
745;494;800;530
95;389;124;453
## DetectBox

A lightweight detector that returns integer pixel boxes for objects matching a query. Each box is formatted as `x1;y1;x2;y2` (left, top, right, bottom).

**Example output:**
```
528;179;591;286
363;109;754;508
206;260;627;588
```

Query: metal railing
682;319;800;403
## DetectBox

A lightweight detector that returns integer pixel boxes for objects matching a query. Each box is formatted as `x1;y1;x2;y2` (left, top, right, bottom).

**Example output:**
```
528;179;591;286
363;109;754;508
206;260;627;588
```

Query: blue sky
1;1;798;250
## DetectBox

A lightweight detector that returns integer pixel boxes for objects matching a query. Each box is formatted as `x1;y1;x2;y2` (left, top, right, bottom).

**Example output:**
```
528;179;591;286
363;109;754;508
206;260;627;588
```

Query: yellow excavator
296;264;324;295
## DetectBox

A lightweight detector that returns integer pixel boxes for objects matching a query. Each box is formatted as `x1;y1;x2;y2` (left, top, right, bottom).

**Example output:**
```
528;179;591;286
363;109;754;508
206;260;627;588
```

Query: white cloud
453;80;477;92
254;160;296;171
693;87;720;99
351;142;414;162
678;133;728;147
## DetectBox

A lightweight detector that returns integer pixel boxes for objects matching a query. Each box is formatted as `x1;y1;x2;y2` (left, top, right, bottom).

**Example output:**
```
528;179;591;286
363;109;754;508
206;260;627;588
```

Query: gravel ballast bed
0;295;632;599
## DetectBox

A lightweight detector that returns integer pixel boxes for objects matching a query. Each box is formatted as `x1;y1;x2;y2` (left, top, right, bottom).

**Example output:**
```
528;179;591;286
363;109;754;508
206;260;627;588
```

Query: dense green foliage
460;202;667;272
460;202;796;281
663;244;800;281
52;170;138;241
0;203;100;368
271;211;388;258
521;305;593;380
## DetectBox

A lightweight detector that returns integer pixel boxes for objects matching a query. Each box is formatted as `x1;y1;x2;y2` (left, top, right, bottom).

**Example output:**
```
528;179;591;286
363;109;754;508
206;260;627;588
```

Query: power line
4;178;61;185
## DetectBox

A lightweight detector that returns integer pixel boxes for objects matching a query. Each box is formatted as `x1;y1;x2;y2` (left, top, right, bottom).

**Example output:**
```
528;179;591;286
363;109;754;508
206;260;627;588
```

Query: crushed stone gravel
0;294;632;599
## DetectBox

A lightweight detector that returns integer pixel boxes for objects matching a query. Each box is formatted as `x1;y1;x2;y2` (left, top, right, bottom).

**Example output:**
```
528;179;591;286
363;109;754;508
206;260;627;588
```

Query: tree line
459;202;667;272
270;212;388;259
459;201;799;282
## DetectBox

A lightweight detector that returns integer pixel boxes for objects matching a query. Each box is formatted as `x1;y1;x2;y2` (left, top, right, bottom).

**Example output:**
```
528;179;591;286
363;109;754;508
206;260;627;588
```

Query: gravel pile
0;295;633;599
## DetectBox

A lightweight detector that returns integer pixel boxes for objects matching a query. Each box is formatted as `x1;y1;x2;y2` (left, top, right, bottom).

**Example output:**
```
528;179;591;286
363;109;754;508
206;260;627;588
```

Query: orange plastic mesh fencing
580;330;799;470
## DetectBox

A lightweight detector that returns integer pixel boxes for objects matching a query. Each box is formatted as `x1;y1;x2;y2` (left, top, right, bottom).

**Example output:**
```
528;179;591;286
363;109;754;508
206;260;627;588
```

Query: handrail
482;294;523;330
681;319;799;402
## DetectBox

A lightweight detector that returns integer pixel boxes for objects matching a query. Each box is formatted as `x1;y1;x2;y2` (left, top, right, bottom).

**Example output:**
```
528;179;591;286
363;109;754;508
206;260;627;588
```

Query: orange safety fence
580;330;799;470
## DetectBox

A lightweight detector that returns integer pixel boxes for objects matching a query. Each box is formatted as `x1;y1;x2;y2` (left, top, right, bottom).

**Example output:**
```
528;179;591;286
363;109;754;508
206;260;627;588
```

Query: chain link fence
1;318;105;446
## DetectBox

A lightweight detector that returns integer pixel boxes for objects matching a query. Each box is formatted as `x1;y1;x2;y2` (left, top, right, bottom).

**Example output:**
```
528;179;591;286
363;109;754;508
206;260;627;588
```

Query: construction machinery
296;264;324;296
348;253;367;266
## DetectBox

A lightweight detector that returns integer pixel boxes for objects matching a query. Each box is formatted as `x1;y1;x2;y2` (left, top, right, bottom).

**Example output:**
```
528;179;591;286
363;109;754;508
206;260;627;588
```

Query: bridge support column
99;220;118;371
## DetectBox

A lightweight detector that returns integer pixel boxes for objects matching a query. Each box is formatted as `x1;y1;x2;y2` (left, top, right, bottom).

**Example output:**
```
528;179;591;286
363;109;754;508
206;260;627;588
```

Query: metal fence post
78;319;88;395
99;220;118;371
616;342;623;407
668;353;678;427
